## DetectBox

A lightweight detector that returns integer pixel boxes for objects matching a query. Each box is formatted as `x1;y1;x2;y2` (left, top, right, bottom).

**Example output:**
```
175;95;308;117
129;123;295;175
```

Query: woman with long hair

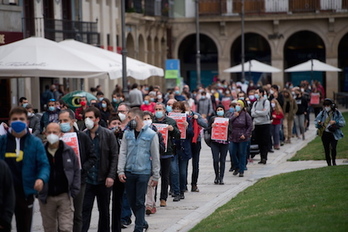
100;98;115;124
270;99;284;150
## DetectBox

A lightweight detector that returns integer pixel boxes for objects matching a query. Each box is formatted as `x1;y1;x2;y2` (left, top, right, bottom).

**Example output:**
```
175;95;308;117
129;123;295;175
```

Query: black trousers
14;191;34;232
159;158;171;201
254;124;271;161
112;178;125;232
321;131;338;166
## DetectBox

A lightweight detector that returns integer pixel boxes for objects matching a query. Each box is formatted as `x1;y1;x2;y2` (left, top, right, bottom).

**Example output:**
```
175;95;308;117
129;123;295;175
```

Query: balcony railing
199;0;348;15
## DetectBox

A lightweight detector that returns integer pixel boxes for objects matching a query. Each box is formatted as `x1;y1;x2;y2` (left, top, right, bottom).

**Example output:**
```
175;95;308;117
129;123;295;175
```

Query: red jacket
140;103;155;113
271;110;284;125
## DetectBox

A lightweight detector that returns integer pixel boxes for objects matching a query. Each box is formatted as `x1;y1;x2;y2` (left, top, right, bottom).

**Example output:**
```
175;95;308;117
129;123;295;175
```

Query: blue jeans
125;172;150;232
179;158;189;193
271;124;281;147
120;190;132;224
82;183;112;232
230;141;249;174
170;155;180;195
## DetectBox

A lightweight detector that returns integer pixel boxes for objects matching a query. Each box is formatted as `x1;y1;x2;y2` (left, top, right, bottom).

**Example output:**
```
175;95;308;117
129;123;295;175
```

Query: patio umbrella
223;59;281;73
61;90;97;110
59;39;164;80
284;59;342;72
0;37;122;79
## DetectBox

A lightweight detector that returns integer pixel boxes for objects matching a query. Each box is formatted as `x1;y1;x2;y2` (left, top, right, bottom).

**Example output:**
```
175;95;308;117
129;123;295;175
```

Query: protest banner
61;132;81;169
211;117;229;141
153;123;168;152
168;112;187;139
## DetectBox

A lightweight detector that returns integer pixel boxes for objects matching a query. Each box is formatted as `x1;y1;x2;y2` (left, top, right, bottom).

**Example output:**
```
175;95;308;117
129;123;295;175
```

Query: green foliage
190;166;348;232
289;112;348;161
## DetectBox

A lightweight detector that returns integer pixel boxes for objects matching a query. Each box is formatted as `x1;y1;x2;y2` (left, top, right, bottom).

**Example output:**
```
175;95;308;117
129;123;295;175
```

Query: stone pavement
28;112;347;232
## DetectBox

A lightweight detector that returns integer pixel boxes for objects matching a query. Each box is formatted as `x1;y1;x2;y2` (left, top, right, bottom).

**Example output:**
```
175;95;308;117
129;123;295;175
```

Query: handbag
328;123;339;132
203;129;212;147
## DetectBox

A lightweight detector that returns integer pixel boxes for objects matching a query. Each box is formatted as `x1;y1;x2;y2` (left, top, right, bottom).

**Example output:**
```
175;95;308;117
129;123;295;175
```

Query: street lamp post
121;0;128;99
195;0;201;88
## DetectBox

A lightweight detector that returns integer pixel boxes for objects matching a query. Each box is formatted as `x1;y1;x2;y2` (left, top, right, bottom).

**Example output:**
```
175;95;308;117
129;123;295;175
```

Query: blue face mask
239;97;244;100
235;105;241;112
166;105;172;113
155;111;164;119
150;98;154;102
60;122;71;133
175;90;180;95
99;97;104;101
112;98;117;102
22;103;28;108
11;121;27;134
229;107;235;113
102;103;107;108
144;100;149;105
217;111;224;117
48;106;56;112
254;94;260;100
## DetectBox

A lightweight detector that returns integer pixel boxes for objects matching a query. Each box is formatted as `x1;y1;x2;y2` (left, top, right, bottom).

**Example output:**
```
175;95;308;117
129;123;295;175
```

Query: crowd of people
0;79;345;232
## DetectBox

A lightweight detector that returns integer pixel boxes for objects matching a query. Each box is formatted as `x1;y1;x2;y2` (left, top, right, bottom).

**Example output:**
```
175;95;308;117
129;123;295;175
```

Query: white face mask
144;120;152;127
185;111;190;115
325;107;331;112
27;112;35;117
84;118;95;130
271;103;276;108
47;133;60;145
270;90;274;95
118;113;126;122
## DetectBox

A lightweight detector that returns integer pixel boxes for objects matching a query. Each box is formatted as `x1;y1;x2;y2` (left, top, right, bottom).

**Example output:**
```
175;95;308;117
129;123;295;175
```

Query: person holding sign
58;110;97;232
153;103;181;205
208;105;230;185
170;102;193;200
229;100;253;177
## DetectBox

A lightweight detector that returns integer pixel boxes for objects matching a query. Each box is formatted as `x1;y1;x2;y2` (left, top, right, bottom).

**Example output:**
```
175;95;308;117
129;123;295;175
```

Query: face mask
128;119;137;130
271;103;276;108
22;103;28;108
239;97;244;100
85;118;95;130
166;105;172;113
254;94;260;100
99;97;104;101
144;100;149;105
48;106;55;112
47;133;60;145
112;98;117;102
263;95;268;99
157;95;162;99
235;106;241;112
175;90;180;95
102;103;107;108
217;111;224;116
150;98;154;102
270;90;274;95
201;96;206;100
225;91;230;94
10;121;27;134
118;113;126;122
249;95;255;100
185;111;190;115
229;107;235;113
60;122;71;133
144;120;152;127
155;111;164;119
301;88;304;92
28;112;34;117
80;101;86;106
325;107;331;112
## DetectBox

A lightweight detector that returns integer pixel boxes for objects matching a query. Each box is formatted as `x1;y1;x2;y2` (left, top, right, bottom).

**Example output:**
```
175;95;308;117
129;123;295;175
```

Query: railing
199;0;348;15
44;18;100;45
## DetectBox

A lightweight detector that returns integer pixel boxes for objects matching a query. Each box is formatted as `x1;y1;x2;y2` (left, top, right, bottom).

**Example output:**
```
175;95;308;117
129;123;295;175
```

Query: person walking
315;98;346;166
118;108;160;232
251;88;272;164
229;100;253;177
0;107;50;232
208;105;230;185
58;110;97;232
294;88;308;140
38;122;80;232
282;89;298;143
82;107;118;232
0;160;15;232
270;99;284;150
129;83;143;108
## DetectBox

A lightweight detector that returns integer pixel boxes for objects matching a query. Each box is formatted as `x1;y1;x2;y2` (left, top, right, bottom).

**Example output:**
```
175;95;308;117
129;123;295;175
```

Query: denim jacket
118;125;160;181
315;109;346;140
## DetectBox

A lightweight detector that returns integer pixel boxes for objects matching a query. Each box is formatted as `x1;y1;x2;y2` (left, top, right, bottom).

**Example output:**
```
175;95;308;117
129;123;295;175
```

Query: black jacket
76;129;97;184
85;126;118;181
0;160;15;232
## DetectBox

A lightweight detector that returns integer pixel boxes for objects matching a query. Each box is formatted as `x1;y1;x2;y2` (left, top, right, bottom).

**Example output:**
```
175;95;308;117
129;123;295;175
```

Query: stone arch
138;34;145;62
147;35;153;65
126;33;135;58
229;32;272;84
338;33;348;92
178;33;218;89
284;30;325;86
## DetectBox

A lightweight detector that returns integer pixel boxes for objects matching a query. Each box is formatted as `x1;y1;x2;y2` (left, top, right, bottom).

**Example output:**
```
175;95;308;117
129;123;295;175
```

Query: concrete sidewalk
29;112;346;232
